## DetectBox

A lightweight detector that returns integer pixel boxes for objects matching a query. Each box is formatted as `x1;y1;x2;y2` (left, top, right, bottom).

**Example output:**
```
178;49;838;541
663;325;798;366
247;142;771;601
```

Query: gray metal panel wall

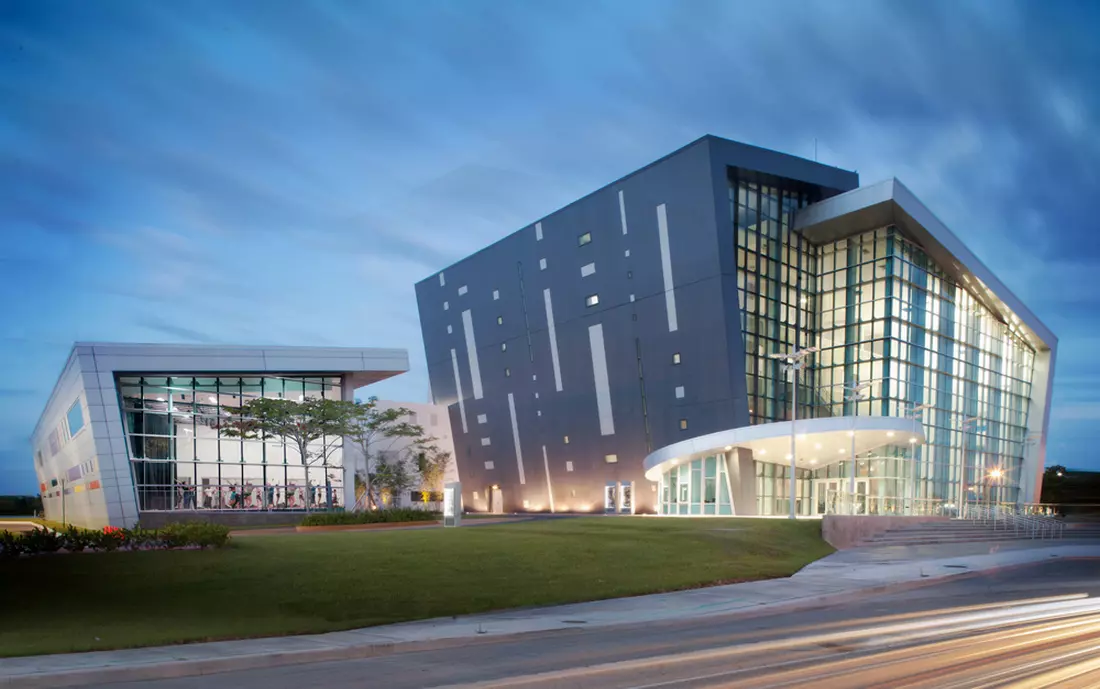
415;136;859;514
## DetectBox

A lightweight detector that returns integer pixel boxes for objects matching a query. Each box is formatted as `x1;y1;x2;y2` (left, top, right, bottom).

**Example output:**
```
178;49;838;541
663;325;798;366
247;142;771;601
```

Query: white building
32;342;411;528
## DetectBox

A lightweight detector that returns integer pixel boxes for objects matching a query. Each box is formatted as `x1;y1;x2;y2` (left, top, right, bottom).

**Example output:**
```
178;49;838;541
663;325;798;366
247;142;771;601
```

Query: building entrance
814;478;869;515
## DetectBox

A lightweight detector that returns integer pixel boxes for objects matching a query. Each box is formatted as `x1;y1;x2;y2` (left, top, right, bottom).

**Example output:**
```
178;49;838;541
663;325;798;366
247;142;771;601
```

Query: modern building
415;135;1056;516
32;342;409;528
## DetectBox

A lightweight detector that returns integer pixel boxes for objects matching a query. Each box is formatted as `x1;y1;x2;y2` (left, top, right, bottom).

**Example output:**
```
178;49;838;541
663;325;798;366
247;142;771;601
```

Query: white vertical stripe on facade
542;445;555;513
461;309;484;399
508;393;526;485
656;203;678;332
449;349;468;433
535;222;543;241
588;323;616;436
439;273;445;286
618;190;628;234
543;288;564;392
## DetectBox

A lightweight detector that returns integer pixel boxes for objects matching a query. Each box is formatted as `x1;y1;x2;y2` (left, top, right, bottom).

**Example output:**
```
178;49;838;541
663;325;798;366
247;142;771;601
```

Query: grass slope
0;517;832;657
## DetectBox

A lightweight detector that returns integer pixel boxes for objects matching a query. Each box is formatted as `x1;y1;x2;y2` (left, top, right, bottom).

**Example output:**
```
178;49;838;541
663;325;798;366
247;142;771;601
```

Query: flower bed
0;522;231;557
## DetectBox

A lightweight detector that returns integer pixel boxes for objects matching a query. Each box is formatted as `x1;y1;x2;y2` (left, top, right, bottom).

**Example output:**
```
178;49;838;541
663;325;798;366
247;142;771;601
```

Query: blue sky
1;0;1098;493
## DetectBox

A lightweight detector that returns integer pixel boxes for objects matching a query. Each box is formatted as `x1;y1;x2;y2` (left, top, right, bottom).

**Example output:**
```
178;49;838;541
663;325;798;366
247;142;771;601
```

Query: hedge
299;508;441;527
0;522;230;558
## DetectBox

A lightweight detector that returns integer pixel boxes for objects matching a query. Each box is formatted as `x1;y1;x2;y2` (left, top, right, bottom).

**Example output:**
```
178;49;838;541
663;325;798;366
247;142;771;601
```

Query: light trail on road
430;593;1100;689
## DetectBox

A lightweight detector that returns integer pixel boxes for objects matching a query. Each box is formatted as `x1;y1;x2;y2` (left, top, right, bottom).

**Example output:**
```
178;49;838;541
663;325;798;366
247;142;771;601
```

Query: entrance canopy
643;416;927;481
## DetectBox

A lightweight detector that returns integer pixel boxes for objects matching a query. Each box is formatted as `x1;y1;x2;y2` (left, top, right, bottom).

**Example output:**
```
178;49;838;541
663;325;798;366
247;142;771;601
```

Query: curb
5;554;1097;689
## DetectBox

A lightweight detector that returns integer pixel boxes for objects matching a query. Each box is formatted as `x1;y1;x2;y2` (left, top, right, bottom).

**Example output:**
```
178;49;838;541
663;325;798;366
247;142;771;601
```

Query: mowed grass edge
0;517;833;656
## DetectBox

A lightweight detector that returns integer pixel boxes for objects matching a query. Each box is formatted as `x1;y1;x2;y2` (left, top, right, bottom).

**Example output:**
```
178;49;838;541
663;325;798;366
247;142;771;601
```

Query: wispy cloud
0;0;1097;491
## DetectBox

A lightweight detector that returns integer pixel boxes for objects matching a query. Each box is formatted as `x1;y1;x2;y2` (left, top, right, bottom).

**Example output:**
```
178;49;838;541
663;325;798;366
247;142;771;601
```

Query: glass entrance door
814;479;841;515
854;478;869;515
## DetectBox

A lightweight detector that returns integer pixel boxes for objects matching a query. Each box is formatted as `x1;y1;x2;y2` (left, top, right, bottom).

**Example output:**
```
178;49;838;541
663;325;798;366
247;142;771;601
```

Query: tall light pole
905;403;934;514
844;381;872;515
958;415;986;518
769;346;818;519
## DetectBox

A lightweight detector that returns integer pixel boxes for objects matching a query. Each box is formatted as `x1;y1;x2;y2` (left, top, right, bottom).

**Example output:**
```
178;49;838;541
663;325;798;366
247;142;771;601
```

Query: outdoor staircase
855;519;1067;548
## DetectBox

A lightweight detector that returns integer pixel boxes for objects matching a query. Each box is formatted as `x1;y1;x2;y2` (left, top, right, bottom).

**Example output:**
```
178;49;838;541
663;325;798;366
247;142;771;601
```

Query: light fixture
797;433;806;440
810;458;818;464
886;431;895;437
724;445;732;451
208;395;217;403
847;431;855;437
758;449;766;456
157;397;165;402
838;448;846;454
785;453;793;460
908;437;918;444
814;443;822;449
990;468;1004;479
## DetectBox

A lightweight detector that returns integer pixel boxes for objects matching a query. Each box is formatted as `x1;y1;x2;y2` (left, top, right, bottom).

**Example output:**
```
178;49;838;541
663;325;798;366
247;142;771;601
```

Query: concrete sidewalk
5;541;1100;689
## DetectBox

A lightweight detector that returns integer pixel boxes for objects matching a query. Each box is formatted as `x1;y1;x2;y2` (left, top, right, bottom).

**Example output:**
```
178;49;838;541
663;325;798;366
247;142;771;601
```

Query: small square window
501;342;507;351
497;316;503;325
537;410;542;417
585;294;600;308
578;232;592;246
563;435;570;444
672;352;681;365
443;301;449;311
458;285;468;296
484;460;495;469
539;258;547;270
481;437;491;446
566;461;574;472
447;325;453;334
605;454;618;464
493;289;500;300
624;249;631;257
505;367;511;377
680;419;688;430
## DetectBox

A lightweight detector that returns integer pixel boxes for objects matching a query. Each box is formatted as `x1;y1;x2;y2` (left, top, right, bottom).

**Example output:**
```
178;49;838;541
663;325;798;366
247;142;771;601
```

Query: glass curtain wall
733;172;1036;513
658;454;734;515
117;375;344;512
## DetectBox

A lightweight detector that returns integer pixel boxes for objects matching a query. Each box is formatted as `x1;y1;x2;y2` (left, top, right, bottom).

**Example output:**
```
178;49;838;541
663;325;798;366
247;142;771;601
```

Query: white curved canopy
643;416;927;481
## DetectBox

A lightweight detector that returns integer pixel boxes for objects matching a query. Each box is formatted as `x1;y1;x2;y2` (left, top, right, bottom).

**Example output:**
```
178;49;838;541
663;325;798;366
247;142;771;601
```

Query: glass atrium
655;171;1037;517
118;375;345;512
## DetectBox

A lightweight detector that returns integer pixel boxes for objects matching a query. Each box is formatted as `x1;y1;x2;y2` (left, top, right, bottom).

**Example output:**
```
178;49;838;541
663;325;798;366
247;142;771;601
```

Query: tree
373;451;419;507
416;444;452;507
221;397;355;511
344;397;429;510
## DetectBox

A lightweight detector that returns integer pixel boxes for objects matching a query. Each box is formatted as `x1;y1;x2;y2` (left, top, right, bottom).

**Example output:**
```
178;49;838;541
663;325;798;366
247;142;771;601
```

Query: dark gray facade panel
415;135;858;514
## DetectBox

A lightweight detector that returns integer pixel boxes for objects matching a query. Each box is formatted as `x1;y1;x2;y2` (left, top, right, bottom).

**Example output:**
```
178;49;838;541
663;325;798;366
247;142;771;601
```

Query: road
89;559;1100;688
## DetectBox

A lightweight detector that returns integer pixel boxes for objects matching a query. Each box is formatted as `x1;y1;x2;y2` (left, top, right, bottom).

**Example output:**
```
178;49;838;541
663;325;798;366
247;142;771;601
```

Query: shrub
61;526;95;552
300;508;441;527
160;522;230;549
21;527;63;553
0;530;22;558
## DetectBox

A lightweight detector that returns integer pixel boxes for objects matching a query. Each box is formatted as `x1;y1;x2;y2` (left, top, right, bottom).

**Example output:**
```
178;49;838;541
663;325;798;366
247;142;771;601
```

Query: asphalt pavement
73;559;1100;689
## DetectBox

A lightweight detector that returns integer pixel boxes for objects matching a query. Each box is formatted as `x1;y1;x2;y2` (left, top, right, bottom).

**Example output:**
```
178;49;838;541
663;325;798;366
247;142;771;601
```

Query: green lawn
0;517;832;657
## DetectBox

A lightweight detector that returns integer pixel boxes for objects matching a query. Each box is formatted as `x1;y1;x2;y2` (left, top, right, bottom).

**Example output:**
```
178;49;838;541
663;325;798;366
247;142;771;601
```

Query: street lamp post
844;381;872;515
769;346;818;520
905;403;934;515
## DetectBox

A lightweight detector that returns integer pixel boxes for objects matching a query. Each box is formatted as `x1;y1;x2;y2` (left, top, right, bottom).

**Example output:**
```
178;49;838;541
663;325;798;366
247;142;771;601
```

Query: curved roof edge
643;415;927;481
793;178;1056;352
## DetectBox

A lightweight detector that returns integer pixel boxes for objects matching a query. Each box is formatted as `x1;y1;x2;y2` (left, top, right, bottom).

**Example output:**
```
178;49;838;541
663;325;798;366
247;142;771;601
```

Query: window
672;352;681;365
458;285;468;296
447;325;453;334
501;342;507;351
563;435;570;444
444;301;449;311
477;413;487;424
680;419;688;430
484;461;495;469
66;400;85;438
605;454;618;464
578;232;592;246
585;294;600;308
505;367;511;377
481;437;491;446
493;289;500;300
539;258;547;270
566;461;574;472
627;270;633;279
497;316;503;325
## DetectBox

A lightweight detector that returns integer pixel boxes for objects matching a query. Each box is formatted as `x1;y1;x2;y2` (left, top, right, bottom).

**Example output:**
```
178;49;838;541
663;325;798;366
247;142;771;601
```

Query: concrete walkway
5;540;1100;688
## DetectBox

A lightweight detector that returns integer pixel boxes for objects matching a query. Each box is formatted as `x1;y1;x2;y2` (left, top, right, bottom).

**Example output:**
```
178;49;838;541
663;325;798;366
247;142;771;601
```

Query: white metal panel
588;324;615;436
